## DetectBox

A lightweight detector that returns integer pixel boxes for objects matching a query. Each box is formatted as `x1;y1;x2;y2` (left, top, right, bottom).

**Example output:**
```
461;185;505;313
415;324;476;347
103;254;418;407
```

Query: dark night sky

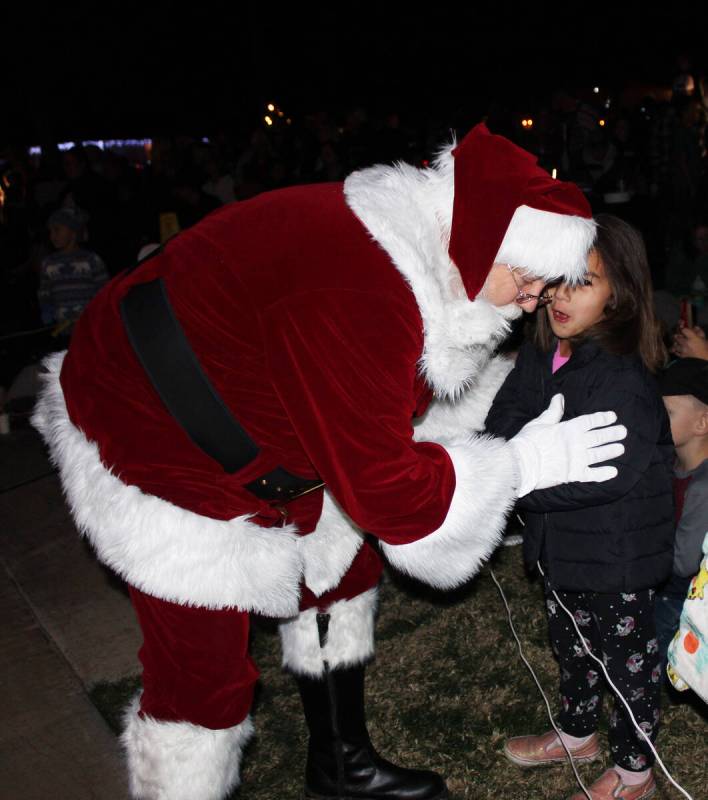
2;3;707;143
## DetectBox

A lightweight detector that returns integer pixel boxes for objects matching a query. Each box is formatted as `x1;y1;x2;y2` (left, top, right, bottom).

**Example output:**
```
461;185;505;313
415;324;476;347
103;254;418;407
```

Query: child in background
38;207;109;328
485;215;674;800
655;358;708;661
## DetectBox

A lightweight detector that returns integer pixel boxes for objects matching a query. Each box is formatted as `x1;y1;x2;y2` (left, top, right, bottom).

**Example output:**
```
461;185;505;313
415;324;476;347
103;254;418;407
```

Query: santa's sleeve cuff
380;435;517;589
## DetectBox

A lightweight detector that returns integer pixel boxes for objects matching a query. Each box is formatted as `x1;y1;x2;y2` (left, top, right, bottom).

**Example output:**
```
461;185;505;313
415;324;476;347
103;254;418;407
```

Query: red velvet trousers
130;540;383;729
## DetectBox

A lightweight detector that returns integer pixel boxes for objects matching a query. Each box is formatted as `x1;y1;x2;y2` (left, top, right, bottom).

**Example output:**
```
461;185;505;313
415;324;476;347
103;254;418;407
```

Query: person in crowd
38;207;109;329
171;169;221;230
486;215;673;800
582;127;617;187
234;127;276;198
595;118;645;198
664;221;708;297
313;140;344;182
59;145;116;268
666;96;705;245
655;358;708;663
202;151;236;205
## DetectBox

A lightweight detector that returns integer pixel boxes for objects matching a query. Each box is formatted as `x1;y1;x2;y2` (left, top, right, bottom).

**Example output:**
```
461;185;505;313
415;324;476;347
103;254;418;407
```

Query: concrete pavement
0;425;141;798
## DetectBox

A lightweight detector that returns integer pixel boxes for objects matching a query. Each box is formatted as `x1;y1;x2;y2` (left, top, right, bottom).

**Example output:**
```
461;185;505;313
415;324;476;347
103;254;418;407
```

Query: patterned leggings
545;584;661;771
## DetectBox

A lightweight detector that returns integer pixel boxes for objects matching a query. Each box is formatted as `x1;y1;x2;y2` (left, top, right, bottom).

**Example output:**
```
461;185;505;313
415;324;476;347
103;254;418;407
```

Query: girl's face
546;249;613;341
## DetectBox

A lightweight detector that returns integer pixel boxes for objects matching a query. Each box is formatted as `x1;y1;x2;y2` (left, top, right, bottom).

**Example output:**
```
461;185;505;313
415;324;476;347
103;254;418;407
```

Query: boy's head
659;358;708;448
47;207;85;251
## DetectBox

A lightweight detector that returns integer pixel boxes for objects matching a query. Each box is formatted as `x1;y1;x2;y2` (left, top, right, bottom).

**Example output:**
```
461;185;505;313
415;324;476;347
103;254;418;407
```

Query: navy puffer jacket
485;338;674;593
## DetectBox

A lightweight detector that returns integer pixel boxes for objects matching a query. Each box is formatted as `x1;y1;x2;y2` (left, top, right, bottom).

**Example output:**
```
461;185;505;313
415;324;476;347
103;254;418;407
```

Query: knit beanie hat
48;207;87;234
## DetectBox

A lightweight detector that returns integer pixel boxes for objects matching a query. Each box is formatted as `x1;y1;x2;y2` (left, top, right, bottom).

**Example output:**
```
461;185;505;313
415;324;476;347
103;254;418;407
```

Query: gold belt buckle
270;480;325;520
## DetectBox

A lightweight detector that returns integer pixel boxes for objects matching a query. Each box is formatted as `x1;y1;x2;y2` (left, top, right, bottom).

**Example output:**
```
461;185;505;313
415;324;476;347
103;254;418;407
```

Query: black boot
294;614;448;800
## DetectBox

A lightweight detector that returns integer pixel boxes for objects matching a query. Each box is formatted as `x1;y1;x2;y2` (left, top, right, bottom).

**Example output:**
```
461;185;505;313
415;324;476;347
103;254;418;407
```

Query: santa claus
32;123;626;800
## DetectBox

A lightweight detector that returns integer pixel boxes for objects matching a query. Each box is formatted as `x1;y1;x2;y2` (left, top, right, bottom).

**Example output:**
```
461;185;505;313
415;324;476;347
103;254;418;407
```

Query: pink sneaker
504;730;600;767
567;768;656;800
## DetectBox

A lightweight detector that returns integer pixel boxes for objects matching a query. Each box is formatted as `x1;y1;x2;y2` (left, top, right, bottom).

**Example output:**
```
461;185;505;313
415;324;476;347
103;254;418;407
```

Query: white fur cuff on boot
279;588;378;678
121;695;254;800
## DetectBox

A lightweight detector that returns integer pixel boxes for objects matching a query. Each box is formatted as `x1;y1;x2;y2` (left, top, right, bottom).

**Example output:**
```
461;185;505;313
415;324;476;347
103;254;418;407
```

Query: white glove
509;394;627;498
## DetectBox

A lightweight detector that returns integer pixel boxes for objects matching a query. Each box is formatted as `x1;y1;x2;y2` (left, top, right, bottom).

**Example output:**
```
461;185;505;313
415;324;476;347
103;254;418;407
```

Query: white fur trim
344;152;512;400
31;352;302;616
279;587;377;677
299;490;364;597
381;436;517;589
496;205;596;284
121;695;253;800
413;355;515;441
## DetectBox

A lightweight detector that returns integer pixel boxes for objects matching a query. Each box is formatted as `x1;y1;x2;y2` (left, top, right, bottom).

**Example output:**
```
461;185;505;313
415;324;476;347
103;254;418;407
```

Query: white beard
492;301;524;321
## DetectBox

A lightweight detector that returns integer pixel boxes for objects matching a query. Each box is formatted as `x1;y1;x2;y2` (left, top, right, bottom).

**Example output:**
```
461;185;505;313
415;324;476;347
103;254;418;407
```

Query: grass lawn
90;542;706;799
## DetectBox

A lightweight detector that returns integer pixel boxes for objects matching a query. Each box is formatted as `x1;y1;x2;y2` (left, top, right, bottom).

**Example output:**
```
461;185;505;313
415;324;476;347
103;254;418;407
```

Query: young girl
485;215;674;800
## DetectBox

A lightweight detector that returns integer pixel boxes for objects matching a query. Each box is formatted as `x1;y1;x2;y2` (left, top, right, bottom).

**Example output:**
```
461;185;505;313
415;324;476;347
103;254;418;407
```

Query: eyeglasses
507;264;552;306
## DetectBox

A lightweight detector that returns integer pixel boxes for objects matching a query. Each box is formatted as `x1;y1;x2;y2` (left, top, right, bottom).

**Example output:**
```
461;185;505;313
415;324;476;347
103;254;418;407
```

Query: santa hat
448;123;595;300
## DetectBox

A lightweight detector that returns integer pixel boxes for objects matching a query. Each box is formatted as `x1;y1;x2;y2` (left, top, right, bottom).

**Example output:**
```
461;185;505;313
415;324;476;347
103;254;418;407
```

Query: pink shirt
552;342;570;373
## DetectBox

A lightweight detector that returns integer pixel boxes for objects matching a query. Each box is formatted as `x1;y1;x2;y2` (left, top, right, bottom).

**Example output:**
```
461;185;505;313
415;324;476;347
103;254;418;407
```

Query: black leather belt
120;276;324;503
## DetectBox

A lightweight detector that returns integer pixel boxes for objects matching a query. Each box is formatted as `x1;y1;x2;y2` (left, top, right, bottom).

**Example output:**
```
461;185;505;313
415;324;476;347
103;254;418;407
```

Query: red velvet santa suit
32;124;595;800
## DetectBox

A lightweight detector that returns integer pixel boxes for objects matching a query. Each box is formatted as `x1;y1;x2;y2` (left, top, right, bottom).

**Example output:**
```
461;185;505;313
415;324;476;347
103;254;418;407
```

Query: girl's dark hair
534;213;667;372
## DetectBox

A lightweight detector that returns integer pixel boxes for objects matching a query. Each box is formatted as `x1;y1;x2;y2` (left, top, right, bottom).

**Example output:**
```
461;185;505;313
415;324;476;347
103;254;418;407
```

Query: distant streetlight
267;103;275;112
264;116;273;126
